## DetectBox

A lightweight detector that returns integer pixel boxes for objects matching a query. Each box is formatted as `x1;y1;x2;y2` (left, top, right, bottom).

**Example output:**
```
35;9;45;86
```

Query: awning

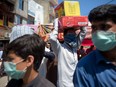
81;39;93;46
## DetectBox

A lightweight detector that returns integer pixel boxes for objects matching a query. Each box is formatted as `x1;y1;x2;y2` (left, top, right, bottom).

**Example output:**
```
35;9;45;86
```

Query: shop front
0;25;11;53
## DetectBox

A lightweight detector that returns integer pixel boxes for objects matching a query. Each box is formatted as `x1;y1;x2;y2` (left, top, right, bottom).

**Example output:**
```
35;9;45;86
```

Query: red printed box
58;16;88;29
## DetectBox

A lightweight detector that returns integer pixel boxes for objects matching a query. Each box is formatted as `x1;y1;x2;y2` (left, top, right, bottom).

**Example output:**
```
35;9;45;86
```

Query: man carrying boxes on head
49;17;87;87
48;1;88;86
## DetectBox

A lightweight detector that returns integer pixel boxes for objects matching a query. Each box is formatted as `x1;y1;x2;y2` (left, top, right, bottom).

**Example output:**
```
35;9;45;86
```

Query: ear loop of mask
14;59;24;65
15;59;28;71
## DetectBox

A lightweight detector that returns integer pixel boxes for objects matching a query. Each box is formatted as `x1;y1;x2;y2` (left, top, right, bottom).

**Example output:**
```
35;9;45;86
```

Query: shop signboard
28;0;36;17
28;0;44;25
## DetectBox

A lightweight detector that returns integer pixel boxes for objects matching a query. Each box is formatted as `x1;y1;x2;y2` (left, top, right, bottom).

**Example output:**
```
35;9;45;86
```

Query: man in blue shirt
73;4;116;87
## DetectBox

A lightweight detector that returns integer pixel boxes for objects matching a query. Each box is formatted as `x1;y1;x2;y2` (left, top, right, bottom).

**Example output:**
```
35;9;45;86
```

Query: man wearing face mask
3;25;55;87
49;18;87;87
73;4;116;87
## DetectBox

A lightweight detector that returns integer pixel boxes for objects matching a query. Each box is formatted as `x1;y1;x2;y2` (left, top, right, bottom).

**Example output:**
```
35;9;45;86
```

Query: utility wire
105;0;114;4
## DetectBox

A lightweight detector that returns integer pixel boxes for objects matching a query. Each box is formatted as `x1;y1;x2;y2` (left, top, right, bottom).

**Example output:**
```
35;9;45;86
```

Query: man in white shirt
49;18;87;87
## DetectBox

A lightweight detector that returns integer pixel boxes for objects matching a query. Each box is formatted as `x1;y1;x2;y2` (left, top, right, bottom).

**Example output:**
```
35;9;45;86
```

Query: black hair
63;27;75;36
6;34;45;71
88;4;116;23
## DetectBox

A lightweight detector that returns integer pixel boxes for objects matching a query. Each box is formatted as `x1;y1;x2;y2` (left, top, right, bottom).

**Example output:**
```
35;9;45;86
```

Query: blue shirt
73;50;116;87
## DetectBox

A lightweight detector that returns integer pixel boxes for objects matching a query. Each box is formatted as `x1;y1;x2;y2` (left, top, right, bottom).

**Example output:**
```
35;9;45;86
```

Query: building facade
0;0;58;26
28;0;44;25
0;0;15;50
34;0;58;24
14;0;28;25
0;0;15;27
0;0;58;51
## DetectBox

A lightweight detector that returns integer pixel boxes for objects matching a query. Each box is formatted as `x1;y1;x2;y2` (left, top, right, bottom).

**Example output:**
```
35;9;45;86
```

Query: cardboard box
58;16;88;29
55;1;80;17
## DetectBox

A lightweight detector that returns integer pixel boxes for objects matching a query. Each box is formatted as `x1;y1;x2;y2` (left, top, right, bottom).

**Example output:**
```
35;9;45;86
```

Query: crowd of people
77;45;96;60
0;4;116;87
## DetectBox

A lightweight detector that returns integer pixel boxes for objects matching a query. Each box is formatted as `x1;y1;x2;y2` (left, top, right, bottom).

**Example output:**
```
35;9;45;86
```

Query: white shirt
49;18;87;87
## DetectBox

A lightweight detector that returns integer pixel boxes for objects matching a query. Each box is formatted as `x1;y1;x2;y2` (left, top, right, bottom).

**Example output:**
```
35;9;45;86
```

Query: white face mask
4;60;27;80
92;30;116;51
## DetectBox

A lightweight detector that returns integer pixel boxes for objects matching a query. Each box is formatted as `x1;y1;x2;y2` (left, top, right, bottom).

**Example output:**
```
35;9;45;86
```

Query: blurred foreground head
7;25;45;71
88;4;116;23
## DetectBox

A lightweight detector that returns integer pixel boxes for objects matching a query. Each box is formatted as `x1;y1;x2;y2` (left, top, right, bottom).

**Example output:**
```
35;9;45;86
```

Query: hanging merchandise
38;24;53;41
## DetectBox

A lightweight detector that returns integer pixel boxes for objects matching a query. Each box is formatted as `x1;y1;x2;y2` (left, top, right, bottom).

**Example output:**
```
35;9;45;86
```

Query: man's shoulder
77;50;97;68
35;75;56;87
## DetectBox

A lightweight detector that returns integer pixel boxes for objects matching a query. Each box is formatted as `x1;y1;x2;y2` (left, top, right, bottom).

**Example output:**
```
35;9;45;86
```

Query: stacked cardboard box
59;16;88;29
55;1;88;41
55;1;81;17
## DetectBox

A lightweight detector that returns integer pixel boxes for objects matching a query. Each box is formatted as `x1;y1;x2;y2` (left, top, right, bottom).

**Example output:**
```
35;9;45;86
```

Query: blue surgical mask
4;60;27;80
64;33;77;48
92;30;116;51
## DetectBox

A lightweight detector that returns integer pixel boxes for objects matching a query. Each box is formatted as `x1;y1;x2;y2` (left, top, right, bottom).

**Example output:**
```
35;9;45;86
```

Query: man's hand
44;33;50;42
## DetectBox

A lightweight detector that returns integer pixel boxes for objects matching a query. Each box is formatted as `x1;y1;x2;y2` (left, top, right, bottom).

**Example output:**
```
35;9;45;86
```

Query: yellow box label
64;1;80;16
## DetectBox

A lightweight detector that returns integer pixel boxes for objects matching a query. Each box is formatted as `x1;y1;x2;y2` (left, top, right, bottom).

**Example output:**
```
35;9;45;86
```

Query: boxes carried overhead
55;1;81;17
58;16;88;29
55;1;88;41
